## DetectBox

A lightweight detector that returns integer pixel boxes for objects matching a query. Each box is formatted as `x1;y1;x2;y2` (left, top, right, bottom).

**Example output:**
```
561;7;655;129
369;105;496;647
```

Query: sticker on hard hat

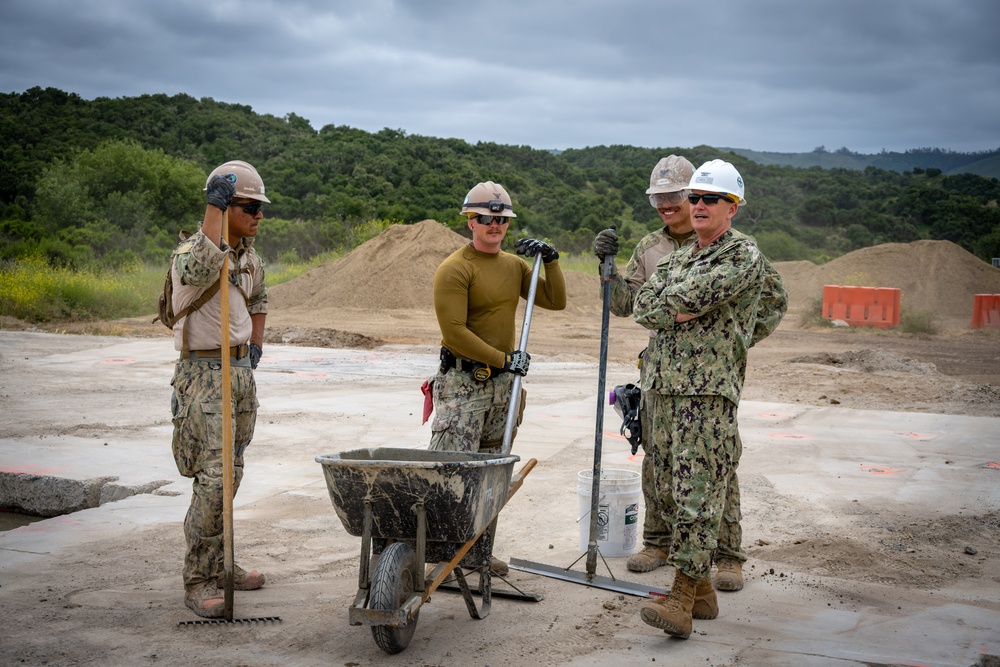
694;172;714;184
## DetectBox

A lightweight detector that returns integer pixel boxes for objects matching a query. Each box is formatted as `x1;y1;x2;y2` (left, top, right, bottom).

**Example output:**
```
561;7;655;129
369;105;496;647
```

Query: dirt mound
269;219;467;311
270;219;602;313
264;326;383;349
790;349;937;375
774;240;1000;323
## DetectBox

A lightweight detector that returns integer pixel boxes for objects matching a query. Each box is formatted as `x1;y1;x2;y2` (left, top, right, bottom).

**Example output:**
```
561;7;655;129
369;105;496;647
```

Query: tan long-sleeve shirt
433;244;566;368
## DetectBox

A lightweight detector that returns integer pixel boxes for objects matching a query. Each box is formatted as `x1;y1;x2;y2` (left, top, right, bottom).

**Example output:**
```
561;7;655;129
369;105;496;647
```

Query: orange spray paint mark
884;430;936;440
768;432;813;440
860;465;908;475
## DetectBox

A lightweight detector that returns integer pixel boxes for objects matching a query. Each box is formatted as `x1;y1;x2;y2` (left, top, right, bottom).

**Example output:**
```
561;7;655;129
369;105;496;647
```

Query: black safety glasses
236;201;264;216
648;191;687;208
687;193;733;206
474;215;510;226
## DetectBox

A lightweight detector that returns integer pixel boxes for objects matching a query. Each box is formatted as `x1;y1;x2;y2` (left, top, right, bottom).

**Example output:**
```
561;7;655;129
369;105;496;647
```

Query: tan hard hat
205;160;270;203
460;181;517;218
645;155;694;195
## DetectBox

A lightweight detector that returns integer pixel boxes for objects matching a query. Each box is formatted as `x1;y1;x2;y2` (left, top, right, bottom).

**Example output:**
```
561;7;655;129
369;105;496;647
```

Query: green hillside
2;87;999;271
724;146;1000;179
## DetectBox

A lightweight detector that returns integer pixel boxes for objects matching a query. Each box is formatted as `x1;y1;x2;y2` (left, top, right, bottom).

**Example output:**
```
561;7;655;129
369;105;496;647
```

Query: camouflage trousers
170;359;259;590
428;368;526;453
645;392;740;580
639;388;745;563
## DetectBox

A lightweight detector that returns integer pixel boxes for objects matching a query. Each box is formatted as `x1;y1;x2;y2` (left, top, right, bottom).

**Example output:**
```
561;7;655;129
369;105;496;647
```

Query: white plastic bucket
577;469;641;557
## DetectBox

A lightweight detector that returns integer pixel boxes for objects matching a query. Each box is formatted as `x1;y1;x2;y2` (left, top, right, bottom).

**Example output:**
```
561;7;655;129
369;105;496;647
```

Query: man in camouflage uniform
632;160;787;638
170;160;269;618
594;156;749;591
429;180;567;574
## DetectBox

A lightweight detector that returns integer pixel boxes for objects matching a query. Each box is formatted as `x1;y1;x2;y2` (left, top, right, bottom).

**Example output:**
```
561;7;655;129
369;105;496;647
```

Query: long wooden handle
220;209;235;620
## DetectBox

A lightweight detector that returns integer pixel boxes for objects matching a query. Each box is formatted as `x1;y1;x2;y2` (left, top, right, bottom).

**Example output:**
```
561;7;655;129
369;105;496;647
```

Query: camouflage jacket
632;229;787;404
172;230;268;351
607;227;696;320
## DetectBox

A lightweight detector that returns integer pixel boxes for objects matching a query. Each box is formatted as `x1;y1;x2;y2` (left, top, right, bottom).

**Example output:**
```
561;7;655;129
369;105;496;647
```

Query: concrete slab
0;331;998;665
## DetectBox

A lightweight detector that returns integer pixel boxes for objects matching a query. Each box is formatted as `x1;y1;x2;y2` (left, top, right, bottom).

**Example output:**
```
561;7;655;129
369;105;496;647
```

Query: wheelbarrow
316;446;537;654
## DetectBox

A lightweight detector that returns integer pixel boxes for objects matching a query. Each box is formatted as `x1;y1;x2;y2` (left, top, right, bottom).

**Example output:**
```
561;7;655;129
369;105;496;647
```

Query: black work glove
249;343;262;370
593;228;620;259
514;238;559;263
503;350;531;376
206;173;236;212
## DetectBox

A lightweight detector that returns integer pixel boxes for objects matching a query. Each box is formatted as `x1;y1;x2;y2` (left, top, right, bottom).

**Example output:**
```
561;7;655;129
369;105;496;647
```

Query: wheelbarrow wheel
370;541;419;654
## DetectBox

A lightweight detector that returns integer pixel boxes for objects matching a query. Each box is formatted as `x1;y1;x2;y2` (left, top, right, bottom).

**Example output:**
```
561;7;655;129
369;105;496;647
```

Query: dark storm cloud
1;0;997;153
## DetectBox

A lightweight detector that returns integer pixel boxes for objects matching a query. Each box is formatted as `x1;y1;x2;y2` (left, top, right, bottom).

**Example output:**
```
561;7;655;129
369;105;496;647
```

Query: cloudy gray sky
2;0;998;154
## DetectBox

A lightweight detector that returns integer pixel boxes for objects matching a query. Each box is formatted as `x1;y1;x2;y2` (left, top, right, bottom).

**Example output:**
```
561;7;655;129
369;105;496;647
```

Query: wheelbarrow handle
500;253;544;455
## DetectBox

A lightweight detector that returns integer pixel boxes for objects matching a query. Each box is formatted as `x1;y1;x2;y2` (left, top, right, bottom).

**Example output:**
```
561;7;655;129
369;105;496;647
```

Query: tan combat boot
490;557;509;576
216;564;266;591
626;545;669;573
714;558;744;591
639;570;699;638
692;577;718;620
184;583;225;619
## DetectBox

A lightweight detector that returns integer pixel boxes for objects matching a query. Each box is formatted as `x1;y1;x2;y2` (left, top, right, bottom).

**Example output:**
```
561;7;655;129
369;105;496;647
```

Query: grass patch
0;256;162;322
556;251;602;274
1;248;350;325
267;248;345;286
900;310;939;335
799;297;834;328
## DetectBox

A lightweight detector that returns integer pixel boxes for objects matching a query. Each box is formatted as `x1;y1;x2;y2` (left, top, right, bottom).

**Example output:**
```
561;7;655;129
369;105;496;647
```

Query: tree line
2;86;999;269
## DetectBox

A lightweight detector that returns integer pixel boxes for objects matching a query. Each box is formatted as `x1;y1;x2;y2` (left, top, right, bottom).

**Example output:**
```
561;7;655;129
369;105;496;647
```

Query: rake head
178;615;281;627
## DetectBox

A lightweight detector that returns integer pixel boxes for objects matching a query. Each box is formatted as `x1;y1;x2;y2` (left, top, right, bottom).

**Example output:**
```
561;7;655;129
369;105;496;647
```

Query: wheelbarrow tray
316;447;519;544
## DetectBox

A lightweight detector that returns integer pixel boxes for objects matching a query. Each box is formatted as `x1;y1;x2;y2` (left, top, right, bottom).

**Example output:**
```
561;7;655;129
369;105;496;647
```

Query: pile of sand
269;220;466;311
270;222;1000;324
269;219;601;313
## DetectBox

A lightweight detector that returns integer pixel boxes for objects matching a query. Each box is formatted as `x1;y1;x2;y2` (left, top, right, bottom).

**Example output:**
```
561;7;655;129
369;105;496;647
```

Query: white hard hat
688;159;746;206
461;181;517;218
205;160;270;203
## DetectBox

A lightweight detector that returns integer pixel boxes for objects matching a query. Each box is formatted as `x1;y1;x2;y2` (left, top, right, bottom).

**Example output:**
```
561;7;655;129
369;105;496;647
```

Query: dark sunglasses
235;201;264;216
474;215;510;226
687;193;733;206
648;191;687;207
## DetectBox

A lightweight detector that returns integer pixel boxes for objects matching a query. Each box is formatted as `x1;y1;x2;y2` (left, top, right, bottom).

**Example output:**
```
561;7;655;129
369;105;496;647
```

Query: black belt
180;344;249;360
439;347;504;381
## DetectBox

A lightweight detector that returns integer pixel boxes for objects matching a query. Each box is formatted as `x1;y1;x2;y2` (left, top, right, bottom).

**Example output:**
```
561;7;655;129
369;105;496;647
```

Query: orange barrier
971;294;1000;329
821;285;901;328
